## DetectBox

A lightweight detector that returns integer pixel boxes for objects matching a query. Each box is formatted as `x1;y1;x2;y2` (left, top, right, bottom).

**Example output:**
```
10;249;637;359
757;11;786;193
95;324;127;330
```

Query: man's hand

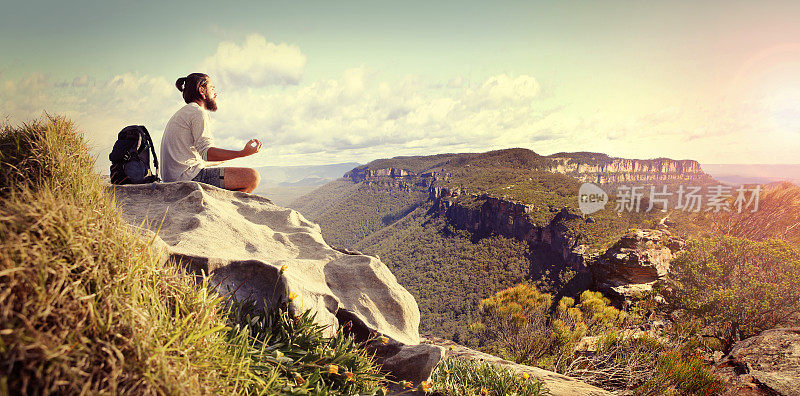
241;139;262;157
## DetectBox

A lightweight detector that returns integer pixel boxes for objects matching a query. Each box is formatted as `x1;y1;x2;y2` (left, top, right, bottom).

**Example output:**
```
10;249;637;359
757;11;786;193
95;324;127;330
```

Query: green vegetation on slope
289;179;361;220
354;208;535;342
0;117;387;395
311;184;428;248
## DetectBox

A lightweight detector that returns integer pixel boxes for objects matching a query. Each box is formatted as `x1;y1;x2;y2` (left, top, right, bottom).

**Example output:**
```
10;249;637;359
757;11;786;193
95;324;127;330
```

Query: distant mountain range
253;162;360;186
250;162;360;206
701;164;800;186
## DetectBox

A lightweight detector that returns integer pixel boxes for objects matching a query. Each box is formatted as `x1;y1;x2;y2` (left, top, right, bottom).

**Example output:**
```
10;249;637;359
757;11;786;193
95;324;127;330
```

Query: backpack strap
139;125;160;179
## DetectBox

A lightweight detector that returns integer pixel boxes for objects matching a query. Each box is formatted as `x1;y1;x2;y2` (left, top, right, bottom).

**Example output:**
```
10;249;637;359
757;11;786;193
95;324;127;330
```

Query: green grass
0;117;387;395
430;358;547;396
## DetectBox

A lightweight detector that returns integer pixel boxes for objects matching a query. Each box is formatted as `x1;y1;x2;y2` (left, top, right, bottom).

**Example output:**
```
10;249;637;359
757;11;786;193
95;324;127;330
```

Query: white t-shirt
160;102;215;182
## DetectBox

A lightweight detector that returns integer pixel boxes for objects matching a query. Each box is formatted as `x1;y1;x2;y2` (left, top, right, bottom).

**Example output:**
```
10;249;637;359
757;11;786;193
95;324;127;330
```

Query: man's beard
204;96;218;112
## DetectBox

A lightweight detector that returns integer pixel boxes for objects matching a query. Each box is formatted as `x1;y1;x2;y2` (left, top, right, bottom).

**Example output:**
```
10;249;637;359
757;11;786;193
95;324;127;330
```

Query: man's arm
205;139;262;162
205;147;244;161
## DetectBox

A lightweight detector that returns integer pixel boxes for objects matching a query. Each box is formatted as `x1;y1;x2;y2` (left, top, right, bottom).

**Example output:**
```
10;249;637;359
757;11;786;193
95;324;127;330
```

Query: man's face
202;81;218;112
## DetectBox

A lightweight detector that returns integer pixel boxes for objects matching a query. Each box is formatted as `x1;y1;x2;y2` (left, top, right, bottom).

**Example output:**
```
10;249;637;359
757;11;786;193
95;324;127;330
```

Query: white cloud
194;69;550;166
201;34;306;88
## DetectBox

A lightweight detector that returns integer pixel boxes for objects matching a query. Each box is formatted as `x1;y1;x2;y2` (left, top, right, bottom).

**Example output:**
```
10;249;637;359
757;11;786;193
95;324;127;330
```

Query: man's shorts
191;167;225;188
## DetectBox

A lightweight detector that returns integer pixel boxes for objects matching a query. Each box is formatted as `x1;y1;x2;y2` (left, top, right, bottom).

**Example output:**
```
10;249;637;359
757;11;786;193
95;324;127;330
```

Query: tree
661;236;800;351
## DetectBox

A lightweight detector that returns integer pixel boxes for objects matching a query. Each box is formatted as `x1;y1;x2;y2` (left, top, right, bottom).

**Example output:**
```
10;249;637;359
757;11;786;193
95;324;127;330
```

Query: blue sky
2;0;799;171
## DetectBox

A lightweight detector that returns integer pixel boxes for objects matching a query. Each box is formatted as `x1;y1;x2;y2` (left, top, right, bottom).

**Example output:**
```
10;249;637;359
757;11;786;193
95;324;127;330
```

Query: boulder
111;181;442;382
590;229;684;299
715;328;800;396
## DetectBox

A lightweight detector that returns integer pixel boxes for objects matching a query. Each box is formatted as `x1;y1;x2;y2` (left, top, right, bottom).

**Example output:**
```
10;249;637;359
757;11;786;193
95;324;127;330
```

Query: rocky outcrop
548;157;708;184
715;328;800;396
111;181;443;383
424;336;614;396
590;229;684;299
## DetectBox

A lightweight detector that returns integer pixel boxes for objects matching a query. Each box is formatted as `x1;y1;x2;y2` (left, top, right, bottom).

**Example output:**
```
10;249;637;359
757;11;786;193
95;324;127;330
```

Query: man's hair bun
175;77;187;92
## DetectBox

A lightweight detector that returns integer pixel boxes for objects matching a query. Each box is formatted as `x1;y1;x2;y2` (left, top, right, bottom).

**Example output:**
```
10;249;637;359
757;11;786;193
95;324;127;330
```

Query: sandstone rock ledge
716;328;800;396
111;181;443;384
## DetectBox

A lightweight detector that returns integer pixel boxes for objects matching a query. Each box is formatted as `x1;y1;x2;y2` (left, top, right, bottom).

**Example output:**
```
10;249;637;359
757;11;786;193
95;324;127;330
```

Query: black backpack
109;125;160;184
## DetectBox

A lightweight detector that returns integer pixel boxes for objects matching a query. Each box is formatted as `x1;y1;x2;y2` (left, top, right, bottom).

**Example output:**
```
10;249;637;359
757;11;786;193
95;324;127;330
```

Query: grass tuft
430;358;547;396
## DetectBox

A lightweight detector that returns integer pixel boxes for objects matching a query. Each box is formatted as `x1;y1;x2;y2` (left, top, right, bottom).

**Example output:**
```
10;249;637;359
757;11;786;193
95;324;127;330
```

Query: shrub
636;347;724;396
479;284;553;363
477;284;723;393
661;235;800;351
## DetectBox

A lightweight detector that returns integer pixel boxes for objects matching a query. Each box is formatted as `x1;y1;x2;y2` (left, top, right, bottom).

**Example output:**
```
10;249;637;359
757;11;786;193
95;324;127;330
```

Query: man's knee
249;168;260;186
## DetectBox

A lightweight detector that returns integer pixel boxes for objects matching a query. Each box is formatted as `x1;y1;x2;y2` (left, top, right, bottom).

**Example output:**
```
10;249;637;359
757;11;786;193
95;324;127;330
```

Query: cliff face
429;187;588;270
344;167;438;190
349;155;709;188
547;157;707;184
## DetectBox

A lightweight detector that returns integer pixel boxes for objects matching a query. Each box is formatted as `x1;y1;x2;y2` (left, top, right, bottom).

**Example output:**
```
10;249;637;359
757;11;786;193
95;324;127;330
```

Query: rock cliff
111;181;443;383
547;156;709;184
429;187;589;271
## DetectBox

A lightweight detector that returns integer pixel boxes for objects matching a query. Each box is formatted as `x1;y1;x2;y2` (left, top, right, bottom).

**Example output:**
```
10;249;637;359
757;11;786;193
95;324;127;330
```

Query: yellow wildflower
418;380;431;392
378;336;389;345
288;292;298;302
280;264;287;273
481;387;488;395
344;371;354;381
327;364;339;374
522;372;530;380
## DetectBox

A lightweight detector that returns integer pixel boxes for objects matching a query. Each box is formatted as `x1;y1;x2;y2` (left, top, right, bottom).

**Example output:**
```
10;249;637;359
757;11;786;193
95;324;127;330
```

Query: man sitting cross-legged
160;72;262;193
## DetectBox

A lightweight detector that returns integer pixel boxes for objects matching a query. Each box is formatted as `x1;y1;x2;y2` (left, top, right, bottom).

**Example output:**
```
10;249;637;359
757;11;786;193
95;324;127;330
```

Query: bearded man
160;73;262;193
